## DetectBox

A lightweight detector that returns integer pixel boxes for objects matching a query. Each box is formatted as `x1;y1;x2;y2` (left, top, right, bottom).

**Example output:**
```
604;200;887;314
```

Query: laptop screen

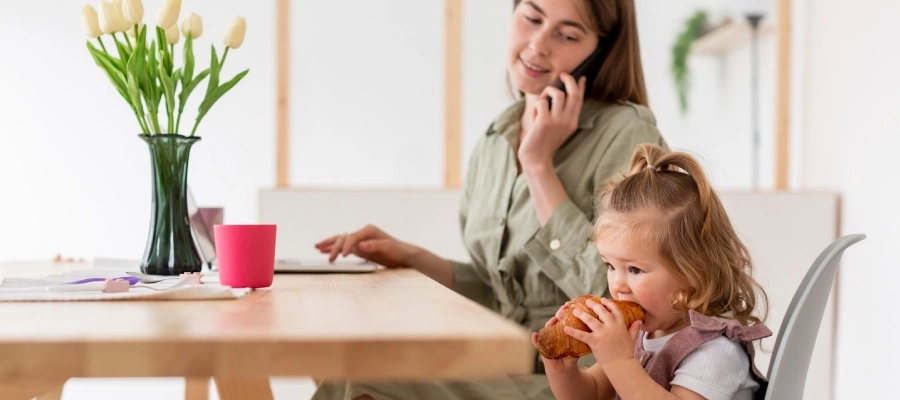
187;189;220;270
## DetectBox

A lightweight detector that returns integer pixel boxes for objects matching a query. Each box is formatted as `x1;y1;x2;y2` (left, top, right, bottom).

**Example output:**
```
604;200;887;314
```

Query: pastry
536;296;645;359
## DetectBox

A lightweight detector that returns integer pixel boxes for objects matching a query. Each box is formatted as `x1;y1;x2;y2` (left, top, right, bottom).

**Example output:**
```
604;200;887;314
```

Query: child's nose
608;272;629;294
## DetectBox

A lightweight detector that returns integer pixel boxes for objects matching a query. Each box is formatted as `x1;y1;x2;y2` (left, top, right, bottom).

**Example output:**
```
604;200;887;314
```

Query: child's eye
524;15;540;24
604;262;614;271
628;266;644;275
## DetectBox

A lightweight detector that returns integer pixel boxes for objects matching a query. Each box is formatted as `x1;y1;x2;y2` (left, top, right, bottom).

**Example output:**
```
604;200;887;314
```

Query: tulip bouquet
81;0;248;136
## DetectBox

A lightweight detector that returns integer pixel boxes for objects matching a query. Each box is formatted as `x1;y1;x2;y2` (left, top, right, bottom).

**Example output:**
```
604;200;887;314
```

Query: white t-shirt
642;331;760;400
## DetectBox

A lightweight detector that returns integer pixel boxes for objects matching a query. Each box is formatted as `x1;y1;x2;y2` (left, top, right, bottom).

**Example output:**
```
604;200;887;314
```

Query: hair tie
646;164;657;171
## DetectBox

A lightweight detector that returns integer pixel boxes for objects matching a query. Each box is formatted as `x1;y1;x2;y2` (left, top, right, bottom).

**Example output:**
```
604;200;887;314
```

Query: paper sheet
0;269;248;302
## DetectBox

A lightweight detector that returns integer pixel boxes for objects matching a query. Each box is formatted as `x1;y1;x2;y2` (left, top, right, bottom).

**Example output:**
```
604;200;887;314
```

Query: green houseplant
80;0;249;275
671;10;708;115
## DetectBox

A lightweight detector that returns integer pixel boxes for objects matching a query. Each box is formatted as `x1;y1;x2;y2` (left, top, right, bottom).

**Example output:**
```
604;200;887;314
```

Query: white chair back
763;233;866;400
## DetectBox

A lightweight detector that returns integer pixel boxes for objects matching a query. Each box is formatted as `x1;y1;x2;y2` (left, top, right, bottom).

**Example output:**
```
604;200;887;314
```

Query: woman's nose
528;29;552;56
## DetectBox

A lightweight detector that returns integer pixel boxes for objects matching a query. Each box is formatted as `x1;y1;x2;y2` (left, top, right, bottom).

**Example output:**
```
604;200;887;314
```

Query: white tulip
155;0;181;30
98;0;120;34
222;17;246;49
112;0;131;32
97;0;119;33
165;23;180;45
81;4;102;39
180;12;203;39
122;0;144;25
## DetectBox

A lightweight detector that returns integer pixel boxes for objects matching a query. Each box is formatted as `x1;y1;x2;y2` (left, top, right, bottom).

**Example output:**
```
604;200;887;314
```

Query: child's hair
593;144;768;325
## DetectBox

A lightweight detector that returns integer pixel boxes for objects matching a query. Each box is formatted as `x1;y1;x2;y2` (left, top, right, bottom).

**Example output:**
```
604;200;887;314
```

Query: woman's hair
593;144;769;326
512;0;648;106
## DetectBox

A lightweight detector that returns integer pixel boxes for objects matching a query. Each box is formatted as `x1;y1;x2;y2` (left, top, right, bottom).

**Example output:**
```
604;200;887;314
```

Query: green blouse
451;99;667;333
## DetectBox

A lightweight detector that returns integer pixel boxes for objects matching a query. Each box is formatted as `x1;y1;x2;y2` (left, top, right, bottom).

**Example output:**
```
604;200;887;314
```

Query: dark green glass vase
139;134;203;275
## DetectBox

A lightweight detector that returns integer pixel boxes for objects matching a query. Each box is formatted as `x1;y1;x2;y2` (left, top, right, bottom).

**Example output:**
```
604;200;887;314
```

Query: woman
313;0;666;398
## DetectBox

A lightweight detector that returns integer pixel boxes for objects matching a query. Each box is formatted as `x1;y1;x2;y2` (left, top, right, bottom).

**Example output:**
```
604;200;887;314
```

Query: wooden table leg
0;378;68;400
214;378;273;400
185;377;210;400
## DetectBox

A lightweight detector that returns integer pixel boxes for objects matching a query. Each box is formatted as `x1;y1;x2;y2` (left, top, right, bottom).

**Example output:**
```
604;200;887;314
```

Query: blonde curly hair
593;144;768;326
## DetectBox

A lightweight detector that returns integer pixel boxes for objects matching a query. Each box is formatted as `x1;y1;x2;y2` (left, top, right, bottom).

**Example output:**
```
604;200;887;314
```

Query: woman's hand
563;298;643;367
314;224;412;268
518;73;587;171
532;314;580;376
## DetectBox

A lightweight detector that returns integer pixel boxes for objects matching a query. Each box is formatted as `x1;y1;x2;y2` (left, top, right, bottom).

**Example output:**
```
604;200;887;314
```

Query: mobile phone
547;44;606;109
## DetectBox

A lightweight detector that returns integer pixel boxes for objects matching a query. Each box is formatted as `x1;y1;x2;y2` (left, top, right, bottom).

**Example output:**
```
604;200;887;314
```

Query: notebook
188;190;377;273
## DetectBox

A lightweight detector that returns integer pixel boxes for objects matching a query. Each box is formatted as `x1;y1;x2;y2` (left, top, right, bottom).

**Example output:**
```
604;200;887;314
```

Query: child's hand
555;301;571;318
563;298;643;366
532;316;580;375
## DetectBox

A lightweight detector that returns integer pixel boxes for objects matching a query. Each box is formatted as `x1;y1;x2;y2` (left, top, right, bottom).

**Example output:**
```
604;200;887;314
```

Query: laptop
188;190;377;273
272;258;377;273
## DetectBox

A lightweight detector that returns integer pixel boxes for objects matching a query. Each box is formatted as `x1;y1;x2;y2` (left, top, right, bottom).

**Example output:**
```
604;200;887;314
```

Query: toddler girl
535;143;771;400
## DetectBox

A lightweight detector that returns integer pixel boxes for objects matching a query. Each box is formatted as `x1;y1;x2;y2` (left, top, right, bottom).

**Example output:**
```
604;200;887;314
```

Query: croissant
536;296;645;359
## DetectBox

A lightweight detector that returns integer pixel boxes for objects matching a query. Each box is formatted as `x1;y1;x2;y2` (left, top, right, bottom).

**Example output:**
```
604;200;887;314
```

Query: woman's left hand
518;73;587;170
563;298;643;366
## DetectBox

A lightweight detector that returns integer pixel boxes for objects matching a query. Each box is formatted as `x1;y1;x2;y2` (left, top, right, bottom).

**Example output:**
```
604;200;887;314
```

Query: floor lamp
747;13;763;190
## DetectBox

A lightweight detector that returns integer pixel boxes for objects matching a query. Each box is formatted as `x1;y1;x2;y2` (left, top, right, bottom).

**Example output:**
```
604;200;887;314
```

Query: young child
533;143;771;400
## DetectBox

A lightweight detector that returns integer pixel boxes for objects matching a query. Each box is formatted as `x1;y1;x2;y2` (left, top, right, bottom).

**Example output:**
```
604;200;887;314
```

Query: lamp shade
730;0;773;17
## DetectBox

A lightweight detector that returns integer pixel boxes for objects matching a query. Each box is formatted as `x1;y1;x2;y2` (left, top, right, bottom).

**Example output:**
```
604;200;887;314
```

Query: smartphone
547;44;606;109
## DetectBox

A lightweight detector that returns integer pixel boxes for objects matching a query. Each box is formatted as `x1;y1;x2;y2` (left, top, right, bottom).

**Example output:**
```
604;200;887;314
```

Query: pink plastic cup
214;224;277;289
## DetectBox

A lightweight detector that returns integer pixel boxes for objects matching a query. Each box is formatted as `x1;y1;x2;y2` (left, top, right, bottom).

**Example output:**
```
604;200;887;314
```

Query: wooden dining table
0;262;534;400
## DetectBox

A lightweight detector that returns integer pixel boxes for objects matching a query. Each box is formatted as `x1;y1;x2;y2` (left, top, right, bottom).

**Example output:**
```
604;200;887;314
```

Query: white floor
56;377;317;400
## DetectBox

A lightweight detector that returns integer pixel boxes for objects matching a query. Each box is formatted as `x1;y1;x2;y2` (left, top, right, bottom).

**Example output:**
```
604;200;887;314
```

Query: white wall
289;0;444;187
461;0;514;172
800;0;900;397
286;0;514;188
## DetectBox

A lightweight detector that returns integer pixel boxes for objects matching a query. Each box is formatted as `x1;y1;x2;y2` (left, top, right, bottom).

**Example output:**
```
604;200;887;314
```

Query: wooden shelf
690;18;775;55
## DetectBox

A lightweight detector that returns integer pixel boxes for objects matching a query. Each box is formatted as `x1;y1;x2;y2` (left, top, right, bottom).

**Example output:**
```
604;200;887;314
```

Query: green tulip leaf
87;42;123;73
182;34;195;89
206;45;220;98
158;63;177;133
113;35;131;66
88;43;128;99
192;69;248;136
126;69;150;132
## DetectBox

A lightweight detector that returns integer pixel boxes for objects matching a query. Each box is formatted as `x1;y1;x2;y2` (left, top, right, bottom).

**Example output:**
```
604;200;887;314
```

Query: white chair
762;233;867;400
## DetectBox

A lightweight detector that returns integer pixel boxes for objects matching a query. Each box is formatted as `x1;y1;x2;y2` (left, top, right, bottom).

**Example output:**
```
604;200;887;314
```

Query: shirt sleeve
523;115;666;299
671;337;757;400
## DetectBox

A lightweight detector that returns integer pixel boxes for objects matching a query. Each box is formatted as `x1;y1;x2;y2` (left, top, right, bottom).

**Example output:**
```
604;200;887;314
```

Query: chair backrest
763;233;866;400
